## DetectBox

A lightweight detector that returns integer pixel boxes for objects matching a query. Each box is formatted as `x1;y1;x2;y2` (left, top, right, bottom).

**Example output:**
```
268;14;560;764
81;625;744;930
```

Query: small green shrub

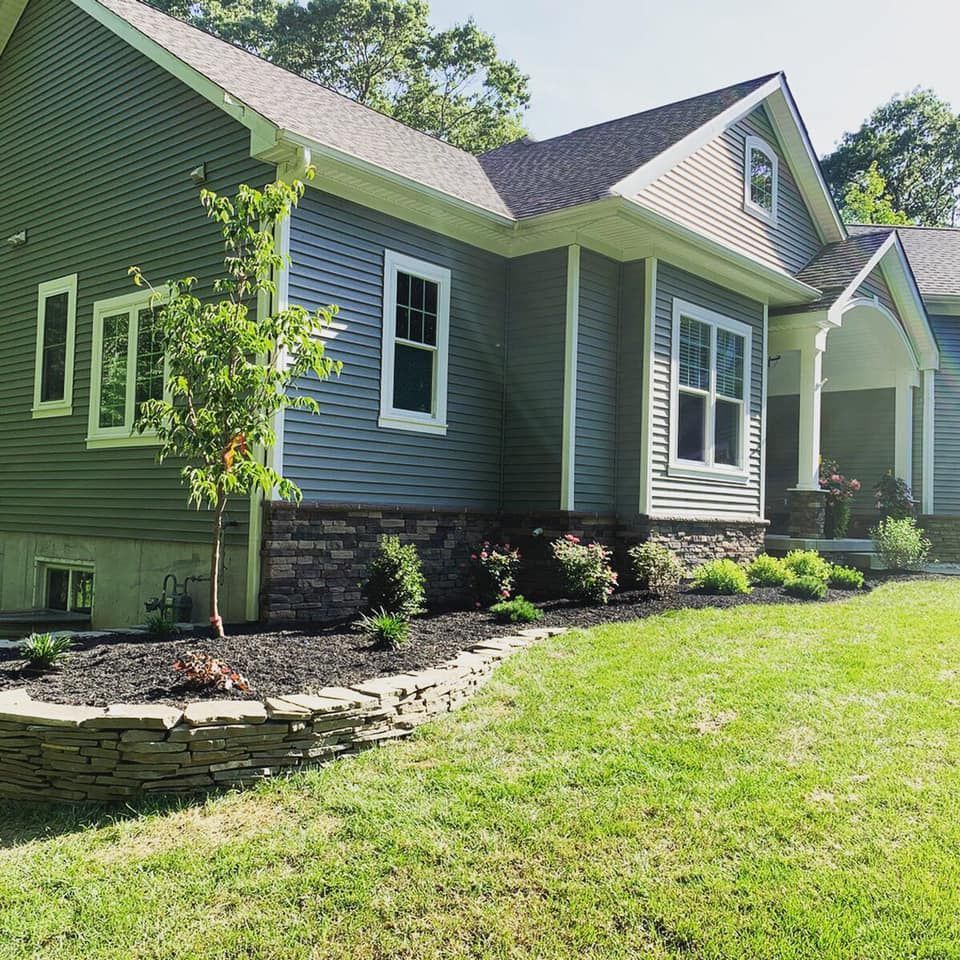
829;565;865;591
470;541;521;605
489;595;542;624
783;549;832;583
355;608;410;650
871;517;931;570
21;632;73;670
628;542;683;596
145;612;180;637
691;559;751;595
874;472;915;520
363;535;426;618
745;554;789;587
550;535;619;605
784;575;828;600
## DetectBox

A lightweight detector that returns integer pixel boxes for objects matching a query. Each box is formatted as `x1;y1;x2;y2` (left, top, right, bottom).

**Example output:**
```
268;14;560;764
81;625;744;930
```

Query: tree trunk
209;492;228;638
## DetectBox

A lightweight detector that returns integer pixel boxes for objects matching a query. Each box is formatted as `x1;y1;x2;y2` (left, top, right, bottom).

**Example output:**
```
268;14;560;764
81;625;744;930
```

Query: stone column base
787;489;827;538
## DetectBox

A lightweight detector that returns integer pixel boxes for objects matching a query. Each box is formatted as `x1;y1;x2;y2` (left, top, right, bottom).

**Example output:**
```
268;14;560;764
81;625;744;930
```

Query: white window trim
87;287;169;450
669;298;752;483
378;249;450;435
743;134;779;227
33;556;95;614
32;274;78;419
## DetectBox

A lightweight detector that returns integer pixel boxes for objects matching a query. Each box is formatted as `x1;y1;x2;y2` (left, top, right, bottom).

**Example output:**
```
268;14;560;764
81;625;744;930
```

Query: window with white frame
671;299;751;477
87;289;167;447
32;274;78;418
743;135;778;224
38;562;95;616
379;250;451;434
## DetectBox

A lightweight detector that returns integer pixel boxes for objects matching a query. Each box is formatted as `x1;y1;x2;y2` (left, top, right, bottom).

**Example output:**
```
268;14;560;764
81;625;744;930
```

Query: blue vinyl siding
651;262;765;518
501;249;567;510
284;190;507;508
574;251;620;512
930;314;960;514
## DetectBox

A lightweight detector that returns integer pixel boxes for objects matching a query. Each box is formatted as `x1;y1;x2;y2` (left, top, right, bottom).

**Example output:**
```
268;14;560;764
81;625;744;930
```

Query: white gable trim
0;0;27;56
878;238;940;371
610;74;845;247
824;232;897;323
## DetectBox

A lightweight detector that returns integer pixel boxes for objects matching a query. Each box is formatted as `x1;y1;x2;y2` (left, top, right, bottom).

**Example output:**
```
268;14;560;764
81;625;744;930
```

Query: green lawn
3;579;960;959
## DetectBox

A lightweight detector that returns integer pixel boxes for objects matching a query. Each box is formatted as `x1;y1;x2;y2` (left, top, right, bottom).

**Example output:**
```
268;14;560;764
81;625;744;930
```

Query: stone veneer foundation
919;515;960;562
0;626;564;803
261;502;767;621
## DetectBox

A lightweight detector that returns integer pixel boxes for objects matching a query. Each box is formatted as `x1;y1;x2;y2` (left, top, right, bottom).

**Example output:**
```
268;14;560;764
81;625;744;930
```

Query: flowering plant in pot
819;457;861;538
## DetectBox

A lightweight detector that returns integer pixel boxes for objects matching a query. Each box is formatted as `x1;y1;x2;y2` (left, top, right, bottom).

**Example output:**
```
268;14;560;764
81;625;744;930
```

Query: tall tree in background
148;0;530;154
822;90;960;226
839;162;912;226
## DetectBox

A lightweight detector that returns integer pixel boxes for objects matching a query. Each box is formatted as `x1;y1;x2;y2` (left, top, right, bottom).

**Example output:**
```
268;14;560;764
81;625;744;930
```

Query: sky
427;0;960;158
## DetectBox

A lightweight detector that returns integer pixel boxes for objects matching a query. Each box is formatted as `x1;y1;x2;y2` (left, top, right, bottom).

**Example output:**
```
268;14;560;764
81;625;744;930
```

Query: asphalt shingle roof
849;224;960;299
96;0;515;218
478;75;778;219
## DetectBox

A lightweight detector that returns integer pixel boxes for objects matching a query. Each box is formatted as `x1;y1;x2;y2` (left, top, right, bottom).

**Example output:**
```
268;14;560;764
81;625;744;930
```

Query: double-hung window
670;298;751;479
743;135;778;225
32;274;78;418
379;250;450;434
87;289;167;448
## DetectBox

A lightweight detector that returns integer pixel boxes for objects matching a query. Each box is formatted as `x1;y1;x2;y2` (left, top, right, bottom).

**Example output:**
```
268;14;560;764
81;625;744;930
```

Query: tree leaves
147;0;529;154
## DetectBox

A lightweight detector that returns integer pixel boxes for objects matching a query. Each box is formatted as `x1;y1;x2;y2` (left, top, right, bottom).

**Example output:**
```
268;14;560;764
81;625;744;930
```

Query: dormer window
744;135;778;225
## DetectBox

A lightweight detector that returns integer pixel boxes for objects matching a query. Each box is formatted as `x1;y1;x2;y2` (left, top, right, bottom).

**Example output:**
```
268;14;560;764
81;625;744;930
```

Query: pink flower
470;554;478;561
850;479;861;491
831;474;841;483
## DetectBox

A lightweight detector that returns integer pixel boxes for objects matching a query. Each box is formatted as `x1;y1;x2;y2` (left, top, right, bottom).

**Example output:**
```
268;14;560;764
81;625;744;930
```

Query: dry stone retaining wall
0;627;564;803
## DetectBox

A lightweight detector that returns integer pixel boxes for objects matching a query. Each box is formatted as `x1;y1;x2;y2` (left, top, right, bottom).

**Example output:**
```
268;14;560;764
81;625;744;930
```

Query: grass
2;579;960;959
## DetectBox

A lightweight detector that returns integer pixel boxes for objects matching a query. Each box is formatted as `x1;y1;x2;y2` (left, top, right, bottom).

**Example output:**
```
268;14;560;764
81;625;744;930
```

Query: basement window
42;564;95;615
378;250;450;435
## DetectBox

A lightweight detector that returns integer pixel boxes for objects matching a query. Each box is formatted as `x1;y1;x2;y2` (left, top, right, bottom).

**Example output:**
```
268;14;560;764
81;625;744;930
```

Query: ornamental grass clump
784;575;828;600
829;565;865;591
21;632;72;670
628;542;683;596
871;517;931;570
691;559;751;596
783;549;832;583
745;554;789;587
363;535;426;619
356;608;410;650
550;534;618;605
470;541;521;605
489;595;542;624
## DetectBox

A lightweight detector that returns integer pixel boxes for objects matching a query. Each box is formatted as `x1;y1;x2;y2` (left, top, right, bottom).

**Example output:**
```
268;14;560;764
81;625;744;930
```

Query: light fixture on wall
767;354;782;367
6;230;26;248
189;163;208;184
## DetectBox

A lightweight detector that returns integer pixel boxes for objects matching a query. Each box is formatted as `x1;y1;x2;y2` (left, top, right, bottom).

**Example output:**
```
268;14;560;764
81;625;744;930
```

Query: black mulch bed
0;581;884;708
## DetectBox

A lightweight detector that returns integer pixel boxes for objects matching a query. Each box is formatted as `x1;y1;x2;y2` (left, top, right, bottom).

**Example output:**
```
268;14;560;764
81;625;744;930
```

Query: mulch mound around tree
0;584;873;708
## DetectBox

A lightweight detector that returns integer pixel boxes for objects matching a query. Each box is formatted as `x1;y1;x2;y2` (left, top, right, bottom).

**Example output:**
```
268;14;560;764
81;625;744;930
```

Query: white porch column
795;327;829;491
922;368;936;514
894;370;914;484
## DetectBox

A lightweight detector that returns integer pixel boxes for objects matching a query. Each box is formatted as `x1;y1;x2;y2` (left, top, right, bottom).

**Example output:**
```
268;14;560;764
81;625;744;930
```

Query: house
1;0;958;628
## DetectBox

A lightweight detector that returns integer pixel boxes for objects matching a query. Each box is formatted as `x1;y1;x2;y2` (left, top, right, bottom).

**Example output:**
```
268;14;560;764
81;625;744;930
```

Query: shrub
745;554;789;587
363;535;426;618
871;517;931;570
874;471;916;520
829;565;865;591
691;559;751;595
819;457;861;539
489;595;542;624
145;612;180;638
784;575;828;600
628;542;683;596
21;632;72;670
550;534;618;605
470;541;521;605
172;651;250;692
783;549;832;583
355;608;409;650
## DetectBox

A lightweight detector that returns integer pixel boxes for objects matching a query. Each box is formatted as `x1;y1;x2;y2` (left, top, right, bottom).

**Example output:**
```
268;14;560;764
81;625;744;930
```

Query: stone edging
0;627;566;803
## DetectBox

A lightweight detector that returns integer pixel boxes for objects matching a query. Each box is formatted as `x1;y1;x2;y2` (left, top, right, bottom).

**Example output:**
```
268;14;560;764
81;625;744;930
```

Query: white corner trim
668;297;752;481
0;0;27;62
560;244;581;512
759;303;769;519
32;273;78;419
922;369;935;513
742;134;779;227
610;76;782;198
266;216;290;501
378;249;451;436
639;257;657;515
